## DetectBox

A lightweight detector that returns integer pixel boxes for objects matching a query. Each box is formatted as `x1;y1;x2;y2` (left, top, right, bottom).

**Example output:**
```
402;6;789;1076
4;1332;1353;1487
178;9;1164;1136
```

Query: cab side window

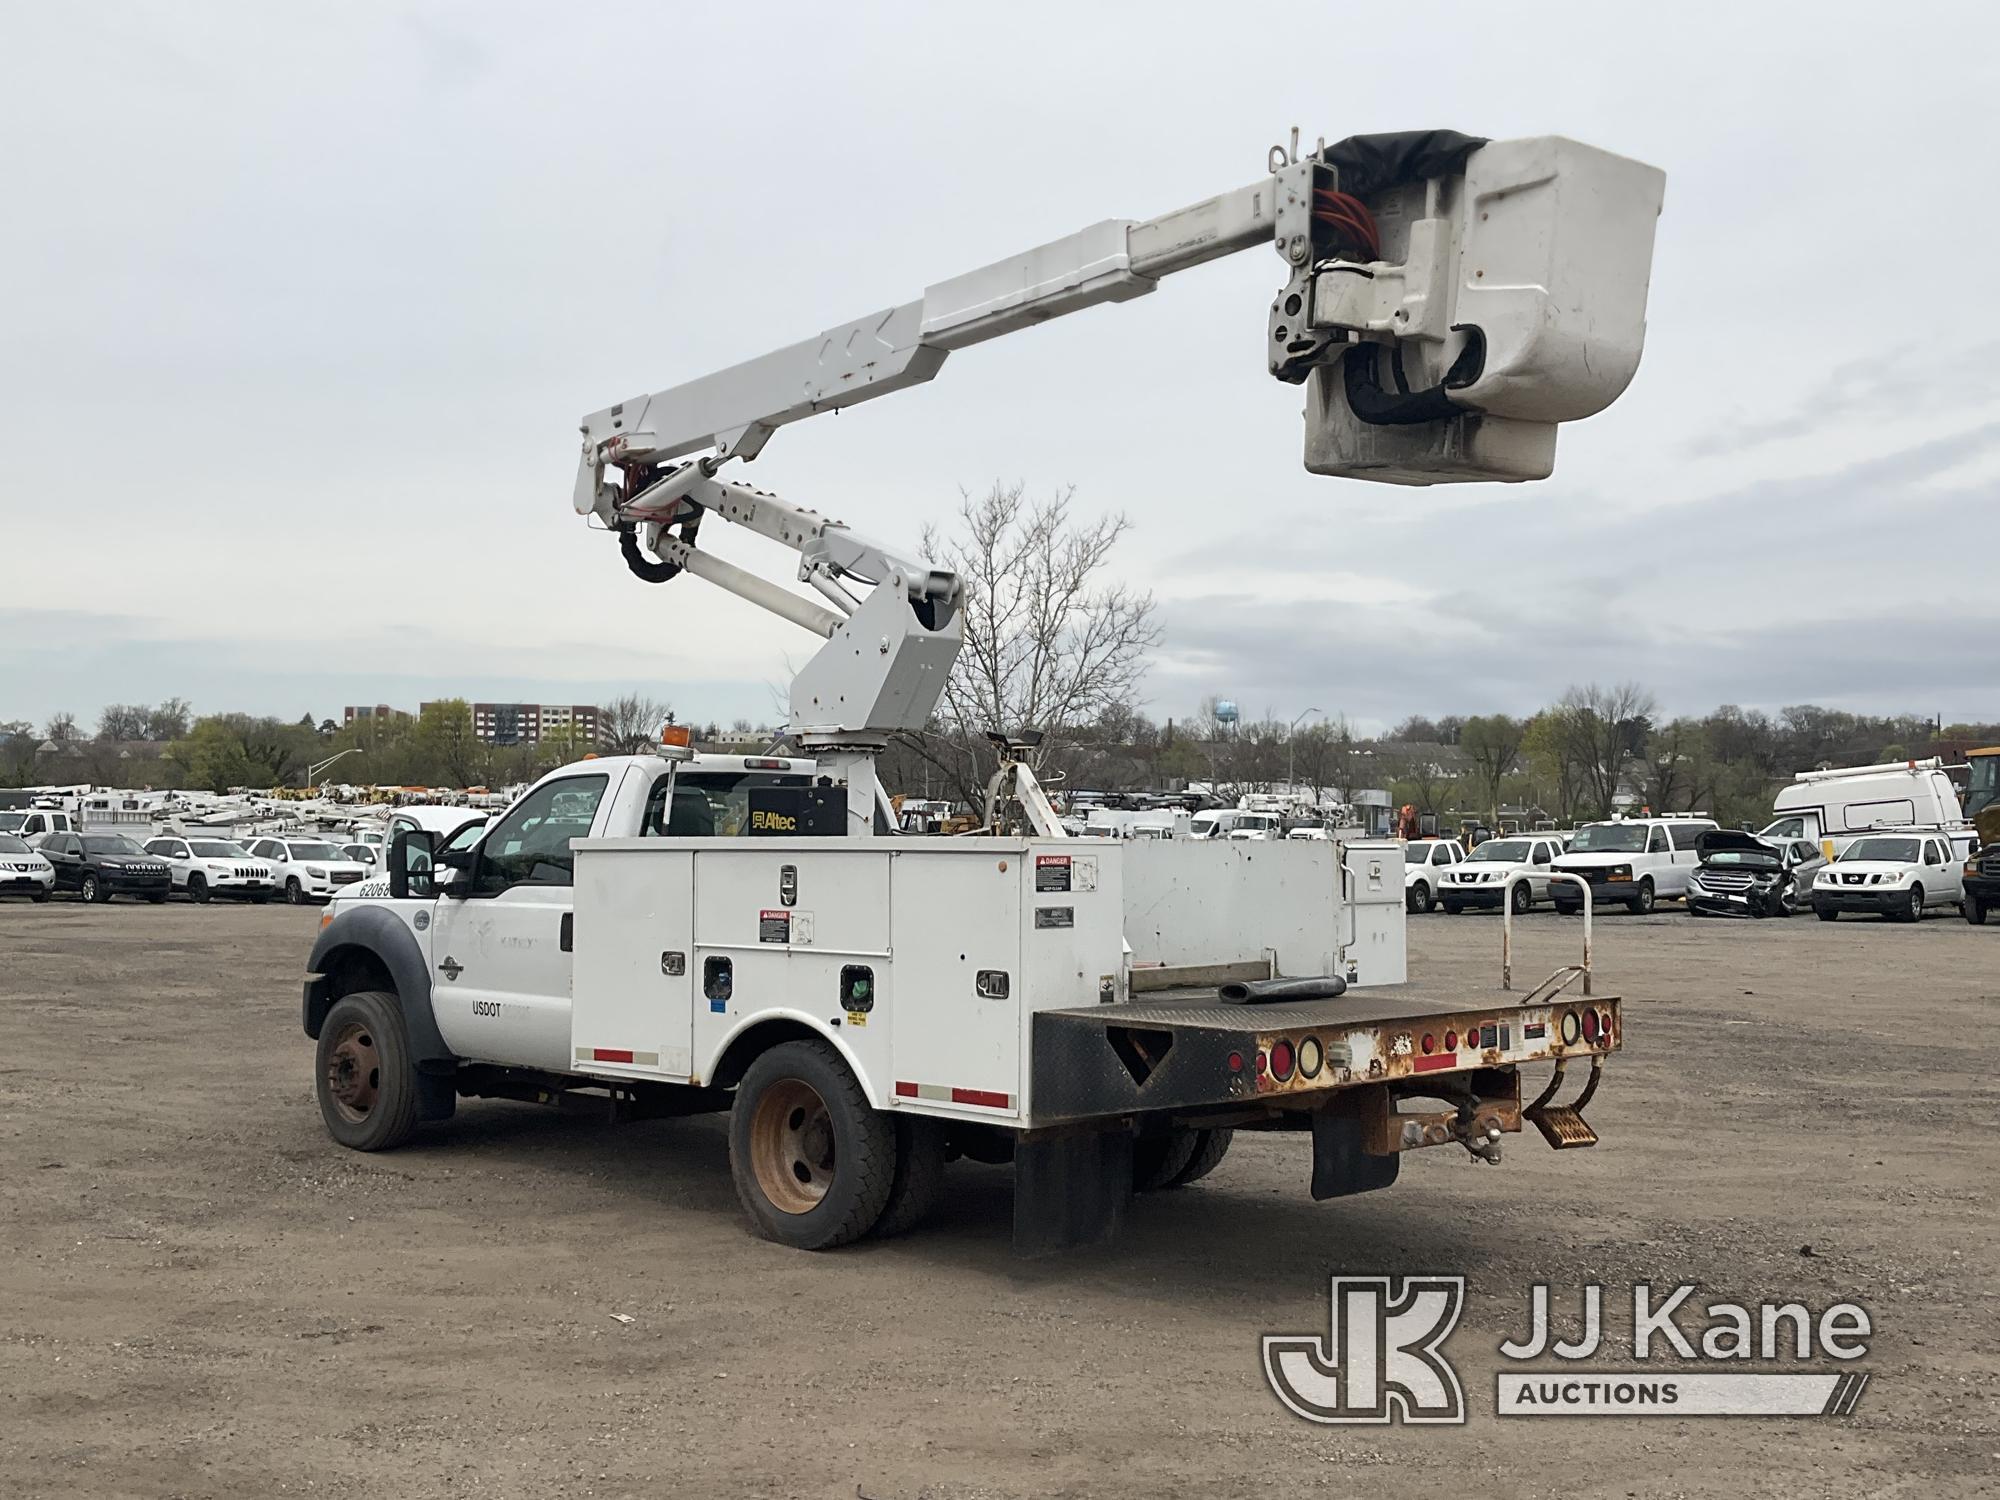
474;775;609;894
1668;823;1706;851
1533;842;1552;866
1647;827;1668;854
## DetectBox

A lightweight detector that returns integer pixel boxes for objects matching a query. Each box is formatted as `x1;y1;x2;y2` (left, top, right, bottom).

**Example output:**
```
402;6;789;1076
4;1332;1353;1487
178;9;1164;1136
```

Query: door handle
560;912;574;953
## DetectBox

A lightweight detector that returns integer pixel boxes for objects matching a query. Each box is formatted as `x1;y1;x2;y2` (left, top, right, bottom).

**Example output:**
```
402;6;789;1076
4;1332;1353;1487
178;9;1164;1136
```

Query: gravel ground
2;895;1995;1498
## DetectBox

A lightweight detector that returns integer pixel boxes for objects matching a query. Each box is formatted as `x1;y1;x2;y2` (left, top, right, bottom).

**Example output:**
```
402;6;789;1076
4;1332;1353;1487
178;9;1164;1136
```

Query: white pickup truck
303;749;1624;1253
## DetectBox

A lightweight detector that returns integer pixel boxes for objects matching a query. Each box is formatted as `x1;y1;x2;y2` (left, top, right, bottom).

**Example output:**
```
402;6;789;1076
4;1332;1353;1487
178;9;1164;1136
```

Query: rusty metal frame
1503;870;1593;996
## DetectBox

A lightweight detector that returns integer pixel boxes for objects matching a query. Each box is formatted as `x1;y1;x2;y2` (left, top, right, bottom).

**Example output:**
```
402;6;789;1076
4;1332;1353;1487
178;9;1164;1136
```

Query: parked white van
1761;760;1963;857
1189;809;1281;840
1551;815;1718;914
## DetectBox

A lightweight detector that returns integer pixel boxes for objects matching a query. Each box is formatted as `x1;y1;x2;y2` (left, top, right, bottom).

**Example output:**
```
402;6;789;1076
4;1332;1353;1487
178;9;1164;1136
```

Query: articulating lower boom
575;129;1666;824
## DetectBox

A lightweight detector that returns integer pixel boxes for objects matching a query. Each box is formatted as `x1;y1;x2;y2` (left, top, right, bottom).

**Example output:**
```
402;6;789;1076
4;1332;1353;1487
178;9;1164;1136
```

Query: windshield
1969;754;2000;819
190;841;248;858
1468;839;1531;863
0;834;29;854
1190;815;1219;833
83;835;144;855
286;841;340;860
0;814;24;833
1567;824;1648;853
1842;837;1919;863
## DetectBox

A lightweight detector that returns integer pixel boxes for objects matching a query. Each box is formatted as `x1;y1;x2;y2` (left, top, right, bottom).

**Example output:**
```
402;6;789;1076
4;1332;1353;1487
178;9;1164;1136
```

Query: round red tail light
1599;1010;1614;1041
1254;1049;1268;1077
1421;1032;1436;1055
1581;1009;1601;1042
1270;1039;1296;1081
1444;1029;1459;1051
1226;1050;1244;1074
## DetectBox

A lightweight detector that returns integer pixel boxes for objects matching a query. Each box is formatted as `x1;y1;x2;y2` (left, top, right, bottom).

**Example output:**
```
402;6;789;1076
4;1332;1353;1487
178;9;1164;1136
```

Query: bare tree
96;704;149;741
43;712;78;745
908;482;1160;807
145;698;193;741
1460;714;1527;822
1554;682;1657;817
601;693;673;755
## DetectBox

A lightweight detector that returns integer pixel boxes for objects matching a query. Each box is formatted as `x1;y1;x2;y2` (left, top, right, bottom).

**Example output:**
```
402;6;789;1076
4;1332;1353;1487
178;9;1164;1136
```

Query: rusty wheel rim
325;1021;381;1124
748;1079;836;1215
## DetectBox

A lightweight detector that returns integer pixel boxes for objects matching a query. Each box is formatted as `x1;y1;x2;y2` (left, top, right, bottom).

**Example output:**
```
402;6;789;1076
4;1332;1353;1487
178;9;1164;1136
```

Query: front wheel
729;1040;895;1250
1510;881;1534;914
1901;885;1924;923
285;877;304;905
80;874;104;904
30;887;50;904
1628;878;1655;915
1967;896;1989;926
315;991;419;1151
1441;899;1464;915
188;873;210;904
1816;906;1839;922
1407;881;1434;914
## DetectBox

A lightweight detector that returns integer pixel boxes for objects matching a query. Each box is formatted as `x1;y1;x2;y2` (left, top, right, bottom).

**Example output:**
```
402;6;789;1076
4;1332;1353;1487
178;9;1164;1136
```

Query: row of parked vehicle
1400;814;1994;924
0;829;379;905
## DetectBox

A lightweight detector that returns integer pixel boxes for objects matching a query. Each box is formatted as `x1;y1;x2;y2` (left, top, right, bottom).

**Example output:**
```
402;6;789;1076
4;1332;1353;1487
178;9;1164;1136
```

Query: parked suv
1438;834;1565;914
1686;830;1825;918
35;831;172;903
0;832;55;902
1403;837;1466;913
245;836;373;904
1811;832;1967;922
1551;816;1717;914
142;835;276;903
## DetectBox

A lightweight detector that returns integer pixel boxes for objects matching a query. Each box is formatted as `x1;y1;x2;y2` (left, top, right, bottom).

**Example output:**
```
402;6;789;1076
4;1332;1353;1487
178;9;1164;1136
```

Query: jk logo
1263;1276;1467;1425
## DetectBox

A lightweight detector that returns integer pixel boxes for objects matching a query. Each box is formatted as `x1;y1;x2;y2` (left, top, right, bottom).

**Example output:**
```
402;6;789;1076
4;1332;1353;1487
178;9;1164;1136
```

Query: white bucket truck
304;128;1664;1251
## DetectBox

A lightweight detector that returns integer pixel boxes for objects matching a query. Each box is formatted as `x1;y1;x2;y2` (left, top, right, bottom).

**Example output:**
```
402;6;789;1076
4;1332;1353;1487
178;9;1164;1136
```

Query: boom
572;129;1666;824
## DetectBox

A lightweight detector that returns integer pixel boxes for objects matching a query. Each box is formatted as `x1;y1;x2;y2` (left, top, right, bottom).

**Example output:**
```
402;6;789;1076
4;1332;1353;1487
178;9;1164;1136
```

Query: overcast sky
4;2;1996;737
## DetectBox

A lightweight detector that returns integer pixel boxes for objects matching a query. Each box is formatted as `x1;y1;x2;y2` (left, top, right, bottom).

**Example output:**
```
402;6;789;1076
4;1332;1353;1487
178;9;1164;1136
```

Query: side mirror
389;829;437;900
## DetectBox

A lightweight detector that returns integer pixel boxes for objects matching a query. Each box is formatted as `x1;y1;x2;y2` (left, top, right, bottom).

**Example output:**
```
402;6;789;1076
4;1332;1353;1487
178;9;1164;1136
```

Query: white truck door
428;771;613;1072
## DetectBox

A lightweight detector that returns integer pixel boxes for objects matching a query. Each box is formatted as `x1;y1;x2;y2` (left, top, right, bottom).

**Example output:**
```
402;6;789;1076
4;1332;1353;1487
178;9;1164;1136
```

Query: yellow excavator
1966;746;2000;846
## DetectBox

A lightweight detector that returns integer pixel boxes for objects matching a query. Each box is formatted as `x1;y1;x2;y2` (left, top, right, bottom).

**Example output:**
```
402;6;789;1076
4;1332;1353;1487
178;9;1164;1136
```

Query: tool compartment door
889;848;1022;1117
571;846;695;1079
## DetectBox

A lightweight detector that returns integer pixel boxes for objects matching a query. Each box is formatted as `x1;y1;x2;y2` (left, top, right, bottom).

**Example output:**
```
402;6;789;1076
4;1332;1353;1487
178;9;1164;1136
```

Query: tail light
1559;1010;1582;1046
1581;1009;1601;1043
1420;1032;1437;1055
1444;1029;1459;1051
1226;1050;1245;1074
1269;1039;1296;1081
1297;1036;1324;1078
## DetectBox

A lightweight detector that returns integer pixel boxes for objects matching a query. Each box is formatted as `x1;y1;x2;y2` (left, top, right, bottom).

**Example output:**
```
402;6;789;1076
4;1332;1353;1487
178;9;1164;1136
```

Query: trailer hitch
1523;1054;1603;1149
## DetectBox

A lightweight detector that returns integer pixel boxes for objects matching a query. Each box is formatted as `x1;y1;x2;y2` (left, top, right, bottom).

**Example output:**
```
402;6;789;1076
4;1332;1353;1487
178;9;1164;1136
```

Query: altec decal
894;1081;1014;1110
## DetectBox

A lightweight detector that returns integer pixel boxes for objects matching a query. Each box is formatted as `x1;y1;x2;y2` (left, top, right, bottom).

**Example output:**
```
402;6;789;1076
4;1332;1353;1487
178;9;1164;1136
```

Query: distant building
342;704;407;726
424;702;604;747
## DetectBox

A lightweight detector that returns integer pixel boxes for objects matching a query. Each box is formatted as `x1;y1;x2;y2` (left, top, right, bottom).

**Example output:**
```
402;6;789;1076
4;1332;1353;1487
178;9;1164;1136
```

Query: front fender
303;903;453;1069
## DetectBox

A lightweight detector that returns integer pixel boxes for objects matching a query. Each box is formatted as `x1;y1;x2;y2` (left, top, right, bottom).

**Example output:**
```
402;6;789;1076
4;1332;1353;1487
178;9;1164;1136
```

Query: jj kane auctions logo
1264;1278;1872;1423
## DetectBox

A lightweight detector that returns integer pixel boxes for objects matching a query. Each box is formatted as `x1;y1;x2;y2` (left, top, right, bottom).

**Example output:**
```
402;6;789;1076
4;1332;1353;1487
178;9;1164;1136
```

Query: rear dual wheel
1134;1127;1232;1191
730;1041;896;1250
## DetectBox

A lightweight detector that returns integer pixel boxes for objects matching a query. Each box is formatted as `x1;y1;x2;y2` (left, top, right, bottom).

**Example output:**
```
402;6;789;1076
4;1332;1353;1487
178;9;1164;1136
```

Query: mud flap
1012;1128;1132;1256
1311;1098;1401;1200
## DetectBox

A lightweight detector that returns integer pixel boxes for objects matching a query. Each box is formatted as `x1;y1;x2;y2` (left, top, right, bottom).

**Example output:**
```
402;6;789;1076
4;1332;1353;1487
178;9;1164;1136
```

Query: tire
314;991;420;1151
1407;880;1433;914
1628;878;1655;915
1163;1127;1233;1187
285;877;304;905
1816;906;1839;922
1441;899;1464;915
1967;897;1988;926
870;1115;946;1239
188;873;210;904
80;874;104;904
729;1040;895;1250
1510;881;1534;915
30;887;50;904
146;893;167;904
1133;1130;1200;1192
251;891;272;905
1901;885;1924;923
